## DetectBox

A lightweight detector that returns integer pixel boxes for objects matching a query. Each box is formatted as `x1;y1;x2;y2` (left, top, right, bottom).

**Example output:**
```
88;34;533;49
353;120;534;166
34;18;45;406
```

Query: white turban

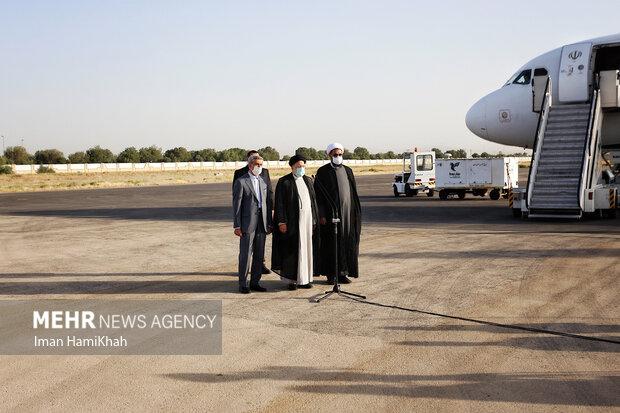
326;142;344;155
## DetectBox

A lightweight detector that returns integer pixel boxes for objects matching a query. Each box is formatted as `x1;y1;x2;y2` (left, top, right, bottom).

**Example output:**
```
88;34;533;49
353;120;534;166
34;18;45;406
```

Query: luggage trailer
435;157;520;200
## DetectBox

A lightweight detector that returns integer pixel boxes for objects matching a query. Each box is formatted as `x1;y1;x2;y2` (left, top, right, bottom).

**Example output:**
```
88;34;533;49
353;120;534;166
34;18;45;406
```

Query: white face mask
331;154;343;165
295;167;305;177
252;166;262;176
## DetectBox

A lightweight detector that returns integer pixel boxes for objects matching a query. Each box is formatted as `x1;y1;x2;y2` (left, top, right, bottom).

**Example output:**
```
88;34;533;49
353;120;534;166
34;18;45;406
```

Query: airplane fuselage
466;34;620;149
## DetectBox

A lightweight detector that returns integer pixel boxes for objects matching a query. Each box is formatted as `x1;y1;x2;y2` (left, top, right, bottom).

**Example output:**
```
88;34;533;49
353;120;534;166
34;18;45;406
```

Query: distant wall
9;159;403;174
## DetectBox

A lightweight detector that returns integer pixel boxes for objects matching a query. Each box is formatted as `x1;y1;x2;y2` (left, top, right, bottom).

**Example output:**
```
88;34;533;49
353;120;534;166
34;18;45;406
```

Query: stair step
548;110;589;117
544;130;587;138
532;188;579;196
542;141;585;149
548;109;589;115
539;149;583;157
546;117;589;124
533;185;578;193
538;163;581;171
533;177;580;184
549;104;590;113
538;153;582;159
532;194;579;204
530;203;580;210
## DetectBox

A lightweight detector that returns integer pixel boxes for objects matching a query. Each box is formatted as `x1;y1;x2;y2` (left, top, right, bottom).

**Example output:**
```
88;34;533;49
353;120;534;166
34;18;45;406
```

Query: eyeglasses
332;154;343;158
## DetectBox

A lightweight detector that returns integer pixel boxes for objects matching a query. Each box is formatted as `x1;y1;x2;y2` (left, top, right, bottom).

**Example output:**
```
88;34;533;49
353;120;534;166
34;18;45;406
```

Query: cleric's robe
314;163;362;279
271;173;320;282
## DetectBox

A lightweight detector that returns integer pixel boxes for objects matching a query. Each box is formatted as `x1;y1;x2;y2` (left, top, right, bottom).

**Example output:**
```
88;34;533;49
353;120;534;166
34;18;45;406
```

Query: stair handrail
526;76;552;208
578;75;602;210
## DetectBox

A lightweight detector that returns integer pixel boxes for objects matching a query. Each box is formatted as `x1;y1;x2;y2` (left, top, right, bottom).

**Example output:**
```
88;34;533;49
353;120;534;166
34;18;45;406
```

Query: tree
163;147;191;162
431;148;445;159
117;147;140;163
34;149;67;164
353;147;370;160
139;146;163;163
343;149;354;159
217;148;247;162
471;153;481;158
68;151;89;163
4;146;33;165
385;151;397;159
281;155;291;162
258;146;280;161
480;152;491;158
86;146;115;163
191;149;218;162
446;149;467;159
295;147;319;160
0;155;7;166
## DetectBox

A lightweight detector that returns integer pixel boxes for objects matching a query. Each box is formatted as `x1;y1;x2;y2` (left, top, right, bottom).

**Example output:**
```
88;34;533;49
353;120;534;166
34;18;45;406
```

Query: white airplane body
466;33;620;149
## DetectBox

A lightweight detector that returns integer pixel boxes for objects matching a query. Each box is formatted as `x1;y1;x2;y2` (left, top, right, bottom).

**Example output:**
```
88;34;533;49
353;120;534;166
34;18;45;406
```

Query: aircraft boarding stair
525;78;604;218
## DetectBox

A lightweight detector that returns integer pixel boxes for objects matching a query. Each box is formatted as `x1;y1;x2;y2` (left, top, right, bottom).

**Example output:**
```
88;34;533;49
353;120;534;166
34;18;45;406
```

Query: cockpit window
512;69;532;85
504;69;532;86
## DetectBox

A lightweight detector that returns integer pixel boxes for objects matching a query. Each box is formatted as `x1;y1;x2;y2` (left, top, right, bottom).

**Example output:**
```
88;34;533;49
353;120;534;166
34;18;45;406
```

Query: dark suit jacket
233;165;273;203
232;173;273;233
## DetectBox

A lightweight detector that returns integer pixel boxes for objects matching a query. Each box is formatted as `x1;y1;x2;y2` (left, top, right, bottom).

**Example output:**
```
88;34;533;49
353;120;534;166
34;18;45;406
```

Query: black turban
289;154;307;166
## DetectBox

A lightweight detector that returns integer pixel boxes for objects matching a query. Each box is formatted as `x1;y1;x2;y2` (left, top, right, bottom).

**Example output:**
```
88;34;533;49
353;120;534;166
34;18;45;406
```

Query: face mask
331;154;343;165
252;166;262;176
295;167;305;177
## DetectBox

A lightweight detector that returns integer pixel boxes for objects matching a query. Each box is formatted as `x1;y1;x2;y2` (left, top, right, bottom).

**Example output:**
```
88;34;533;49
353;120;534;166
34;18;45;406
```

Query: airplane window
534;68;548;76
513;69;532;85
416;155;433;171
504;70;521;86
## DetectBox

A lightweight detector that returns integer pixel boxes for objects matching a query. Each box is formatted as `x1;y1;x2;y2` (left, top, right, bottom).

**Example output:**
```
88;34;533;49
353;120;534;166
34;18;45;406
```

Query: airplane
466;33;620;149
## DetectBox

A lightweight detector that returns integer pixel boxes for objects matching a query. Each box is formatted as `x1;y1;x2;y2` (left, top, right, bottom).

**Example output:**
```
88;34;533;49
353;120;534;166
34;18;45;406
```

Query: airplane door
558;42;592;103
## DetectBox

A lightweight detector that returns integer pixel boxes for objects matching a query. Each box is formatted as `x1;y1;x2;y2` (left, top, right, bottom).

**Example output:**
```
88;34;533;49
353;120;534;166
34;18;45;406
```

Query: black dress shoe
249;284;267;292
298;283;313;289
338;276;352;284
288;283;297;290
239;286;250;294
261;265;271;274
326;278;336;285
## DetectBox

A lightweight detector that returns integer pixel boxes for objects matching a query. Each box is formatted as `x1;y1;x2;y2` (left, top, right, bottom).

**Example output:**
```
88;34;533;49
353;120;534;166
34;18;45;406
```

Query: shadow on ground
6;207;230;222
164;367;620;406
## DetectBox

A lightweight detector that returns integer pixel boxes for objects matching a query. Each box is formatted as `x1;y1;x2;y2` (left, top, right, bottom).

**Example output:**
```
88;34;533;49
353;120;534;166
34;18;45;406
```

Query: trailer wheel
490;189;501;200
393;186;400;197
457;190;466;200
426;189;434;197
439;190;448;200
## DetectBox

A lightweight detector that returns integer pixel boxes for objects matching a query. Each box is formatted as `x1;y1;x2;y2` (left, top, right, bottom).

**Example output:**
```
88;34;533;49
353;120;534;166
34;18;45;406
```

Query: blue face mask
295;167;305;177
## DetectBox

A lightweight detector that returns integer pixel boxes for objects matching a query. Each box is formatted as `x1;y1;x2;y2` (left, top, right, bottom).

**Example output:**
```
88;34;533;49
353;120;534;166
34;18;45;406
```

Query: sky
1;0;619;157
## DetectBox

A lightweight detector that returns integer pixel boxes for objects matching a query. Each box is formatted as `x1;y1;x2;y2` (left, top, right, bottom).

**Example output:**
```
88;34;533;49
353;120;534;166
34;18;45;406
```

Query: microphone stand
313;172;366;303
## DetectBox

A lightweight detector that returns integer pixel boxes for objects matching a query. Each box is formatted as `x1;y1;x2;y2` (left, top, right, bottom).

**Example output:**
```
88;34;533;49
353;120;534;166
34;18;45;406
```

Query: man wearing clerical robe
271;155;320;290
314;143;362;285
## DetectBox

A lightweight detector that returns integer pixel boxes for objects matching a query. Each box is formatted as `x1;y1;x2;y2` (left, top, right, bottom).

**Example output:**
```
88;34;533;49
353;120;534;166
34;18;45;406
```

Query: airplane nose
465;98;488;139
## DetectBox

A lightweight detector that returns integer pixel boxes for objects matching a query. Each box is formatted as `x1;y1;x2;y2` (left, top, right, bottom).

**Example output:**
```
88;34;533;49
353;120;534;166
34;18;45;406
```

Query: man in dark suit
233;150;273;274
233;154;273;294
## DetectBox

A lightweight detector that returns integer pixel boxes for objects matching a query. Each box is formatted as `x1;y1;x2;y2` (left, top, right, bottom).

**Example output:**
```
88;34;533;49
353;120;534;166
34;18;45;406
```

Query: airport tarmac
0;172;619;412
